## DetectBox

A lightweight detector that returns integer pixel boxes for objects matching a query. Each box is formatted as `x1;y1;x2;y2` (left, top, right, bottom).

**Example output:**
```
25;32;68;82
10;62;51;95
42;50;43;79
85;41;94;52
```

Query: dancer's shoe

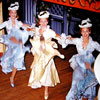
44;92;48;100
10;77;15;87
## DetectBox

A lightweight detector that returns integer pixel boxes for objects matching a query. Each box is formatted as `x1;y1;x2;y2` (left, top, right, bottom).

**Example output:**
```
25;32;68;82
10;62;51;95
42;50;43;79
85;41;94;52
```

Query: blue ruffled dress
75;51;98;100
0;28;30;74
59;36;100;100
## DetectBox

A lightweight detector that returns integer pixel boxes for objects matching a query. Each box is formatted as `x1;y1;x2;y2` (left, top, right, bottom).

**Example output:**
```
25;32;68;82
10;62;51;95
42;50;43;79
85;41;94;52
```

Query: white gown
28;26;64;88
94;53;100;100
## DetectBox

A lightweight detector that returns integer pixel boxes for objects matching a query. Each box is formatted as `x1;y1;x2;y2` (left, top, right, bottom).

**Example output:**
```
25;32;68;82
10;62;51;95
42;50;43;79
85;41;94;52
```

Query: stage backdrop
0;2;5;57
42;0;100;13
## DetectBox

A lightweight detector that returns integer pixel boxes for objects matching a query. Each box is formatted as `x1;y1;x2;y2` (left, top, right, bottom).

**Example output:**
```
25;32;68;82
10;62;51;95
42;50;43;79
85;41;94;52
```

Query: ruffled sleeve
58;33;78;48
17;21;23;27
0;21;7;30
92;41;100;52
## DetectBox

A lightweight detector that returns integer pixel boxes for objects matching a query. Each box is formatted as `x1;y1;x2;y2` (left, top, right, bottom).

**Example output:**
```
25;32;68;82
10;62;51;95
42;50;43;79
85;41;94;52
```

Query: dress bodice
0;17;23;34
67;36;100;55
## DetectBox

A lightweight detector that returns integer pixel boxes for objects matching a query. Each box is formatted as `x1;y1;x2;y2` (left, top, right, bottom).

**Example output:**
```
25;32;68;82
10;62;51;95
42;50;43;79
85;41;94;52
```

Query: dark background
1;0;100;42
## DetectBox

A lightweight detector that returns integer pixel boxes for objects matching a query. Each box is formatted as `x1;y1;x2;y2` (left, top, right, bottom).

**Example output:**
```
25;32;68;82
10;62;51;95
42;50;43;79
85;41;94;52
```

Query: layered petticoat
28;37;64;88
66;52;98;100
76;70;98;100
0;29;30;74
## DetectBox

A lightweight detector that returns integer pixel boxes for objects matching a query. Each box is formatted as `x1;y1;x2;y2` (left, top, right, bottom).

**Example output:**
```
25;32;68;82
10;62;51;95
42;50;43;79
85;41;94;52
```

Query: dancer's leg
10;67;17;87
44;86;48;100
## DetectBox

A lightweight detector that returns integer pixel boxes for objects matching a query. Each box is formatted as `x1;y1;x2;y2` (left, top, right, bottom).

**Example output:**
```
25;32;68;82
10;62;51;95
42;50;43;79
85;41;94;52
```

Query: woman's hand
10;37;22;47
10;37;18;43
67;36;73;40
19;40;22;47
56;33;61;38
26;27;36;33
85;62;91;69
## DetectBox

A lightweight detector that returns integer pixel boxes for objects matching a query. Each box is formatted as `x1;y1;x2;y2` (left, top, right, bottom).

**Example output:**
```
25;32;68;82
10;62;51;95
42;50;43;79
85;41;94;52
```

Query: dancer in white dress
28;11;64;100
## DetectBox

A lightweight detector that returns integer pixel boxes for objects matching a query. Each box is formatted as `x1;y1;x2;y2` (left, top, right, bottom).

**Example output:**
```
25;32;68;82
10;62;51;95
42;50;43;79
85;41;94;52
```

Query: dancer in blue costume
0;28;31;87
0;2;32;87
59;18;100;100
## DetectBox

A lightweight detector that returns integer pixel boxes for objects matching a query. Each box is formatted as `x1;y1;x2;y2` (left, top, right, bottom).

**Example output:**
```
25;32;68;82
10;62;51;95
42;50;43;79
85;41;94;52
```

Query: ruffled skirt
66;52;97;100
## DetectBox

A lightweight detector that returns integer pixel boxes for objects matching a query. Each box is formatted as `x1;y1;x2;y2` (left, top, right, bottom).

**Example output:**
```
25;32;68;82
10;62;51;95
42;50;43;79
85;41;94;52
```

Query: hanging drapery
0;2;5;57
24;0;37;25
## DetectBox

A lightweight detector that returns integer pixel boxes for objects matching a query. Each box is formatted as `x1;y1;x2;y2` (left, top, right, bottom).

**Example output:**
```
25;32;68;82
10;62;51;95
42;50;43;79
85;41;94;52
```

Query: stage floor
0;45;82;100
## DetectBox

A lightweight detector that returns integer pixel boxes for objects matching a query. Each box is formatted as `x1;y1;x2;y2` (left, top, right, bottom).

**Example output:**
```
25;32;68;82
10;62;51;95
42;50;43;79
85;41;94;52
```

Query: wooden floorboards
0;45;77;100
